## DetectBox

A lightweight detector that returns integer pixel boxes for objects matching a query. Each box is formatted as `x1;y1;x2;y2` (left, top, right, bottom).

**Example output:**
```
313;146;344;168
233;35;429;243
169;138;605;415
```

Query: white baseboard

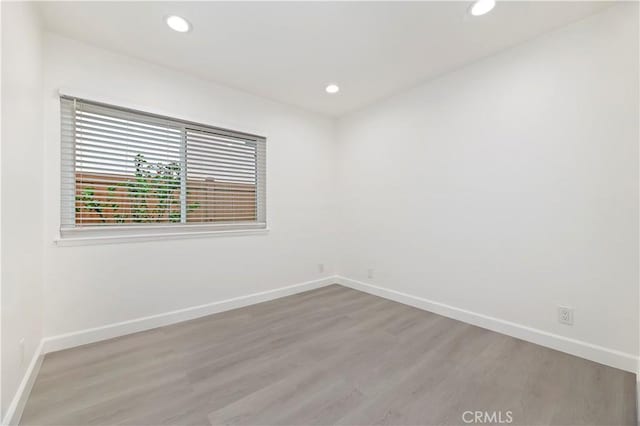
336;276;638;373
6;274;635;426
2;341;44;426
42;276;337;354
3;276;337;426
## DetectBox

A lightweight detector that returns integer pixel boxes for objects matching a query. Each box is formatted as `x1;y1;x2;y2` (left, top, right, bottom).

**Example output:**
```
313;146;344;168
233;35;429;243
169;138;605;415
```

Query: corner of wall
1;1;46;423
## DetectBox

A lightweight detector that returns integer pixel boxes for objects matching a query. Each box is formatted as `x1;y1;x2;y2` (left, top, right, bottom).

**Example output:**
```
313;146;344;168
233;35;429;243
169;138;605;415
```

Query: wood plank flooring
21;285;636;426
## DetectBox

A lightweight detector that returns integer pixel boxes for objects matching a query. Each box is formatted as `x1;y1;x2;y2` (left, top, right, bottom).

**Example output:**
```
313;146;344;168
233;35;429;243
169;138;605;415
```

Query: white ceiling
39;1;613;117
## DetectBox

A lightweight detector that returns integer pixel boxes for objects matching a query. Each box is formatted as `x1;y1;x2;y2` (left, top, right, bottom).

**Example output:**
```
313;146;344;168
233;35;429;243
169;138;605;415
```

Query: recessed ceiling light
325;84;340;94
166;15;191;33
470;0;496;16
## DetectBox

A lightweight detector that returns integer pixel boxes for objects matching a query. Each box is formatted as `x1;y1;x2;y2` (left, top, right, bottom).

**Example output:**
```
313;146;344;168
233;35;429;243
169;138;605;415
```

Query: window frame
58;95;267;244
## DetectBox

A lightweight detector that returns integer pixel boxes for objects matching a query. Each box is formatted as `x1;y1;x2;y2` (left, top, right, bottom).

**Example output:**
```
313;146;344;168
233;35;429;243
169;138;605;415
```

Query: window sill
55;227;270;247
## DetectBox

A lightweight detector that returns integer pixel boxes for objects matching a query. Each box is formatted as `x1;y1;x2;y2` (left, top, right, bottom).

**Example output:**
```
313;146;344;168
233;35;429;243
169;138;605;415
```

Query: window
60;97;266;239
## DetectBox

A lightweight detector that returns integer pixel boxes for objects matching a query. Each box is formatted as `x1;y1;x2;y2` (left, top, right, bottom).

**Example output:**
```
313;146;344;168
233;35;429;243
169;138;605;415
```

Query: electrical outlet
367;268;374;279
317;263;325;273
558;306;574;325
19;338;25;366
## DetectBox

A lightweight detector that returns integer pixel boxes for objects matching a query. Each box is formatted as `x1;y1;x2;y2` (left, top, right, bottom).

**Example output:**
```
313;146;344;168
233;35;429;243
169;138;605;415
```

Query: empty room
1;1;639;425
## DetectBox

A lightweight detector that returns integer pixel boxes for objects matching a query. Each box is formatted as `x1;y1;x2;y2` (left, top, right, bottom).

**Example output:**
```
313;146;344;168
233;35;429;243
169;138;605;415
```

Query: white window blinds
60;97;266;237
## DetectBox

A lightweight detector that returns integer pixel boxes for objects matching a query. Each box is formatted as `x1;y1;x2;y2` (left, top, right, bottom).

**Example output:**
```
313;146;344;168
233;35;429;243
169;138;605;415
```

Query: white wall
42;33;338;337
337;4;639;358
1;1;44;420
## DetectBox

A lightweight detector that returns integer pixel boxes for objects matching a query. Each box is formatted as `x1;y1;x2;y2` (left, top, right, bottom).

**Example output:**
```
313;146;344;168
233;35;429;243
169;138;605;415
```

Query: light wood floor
21;285;636;426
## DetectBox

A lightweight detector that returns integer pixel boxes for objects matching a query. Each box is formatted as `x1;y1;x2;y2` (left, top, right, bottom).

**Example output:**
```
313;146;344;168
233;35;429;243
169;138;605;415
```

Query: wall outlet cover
558;306;574;325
